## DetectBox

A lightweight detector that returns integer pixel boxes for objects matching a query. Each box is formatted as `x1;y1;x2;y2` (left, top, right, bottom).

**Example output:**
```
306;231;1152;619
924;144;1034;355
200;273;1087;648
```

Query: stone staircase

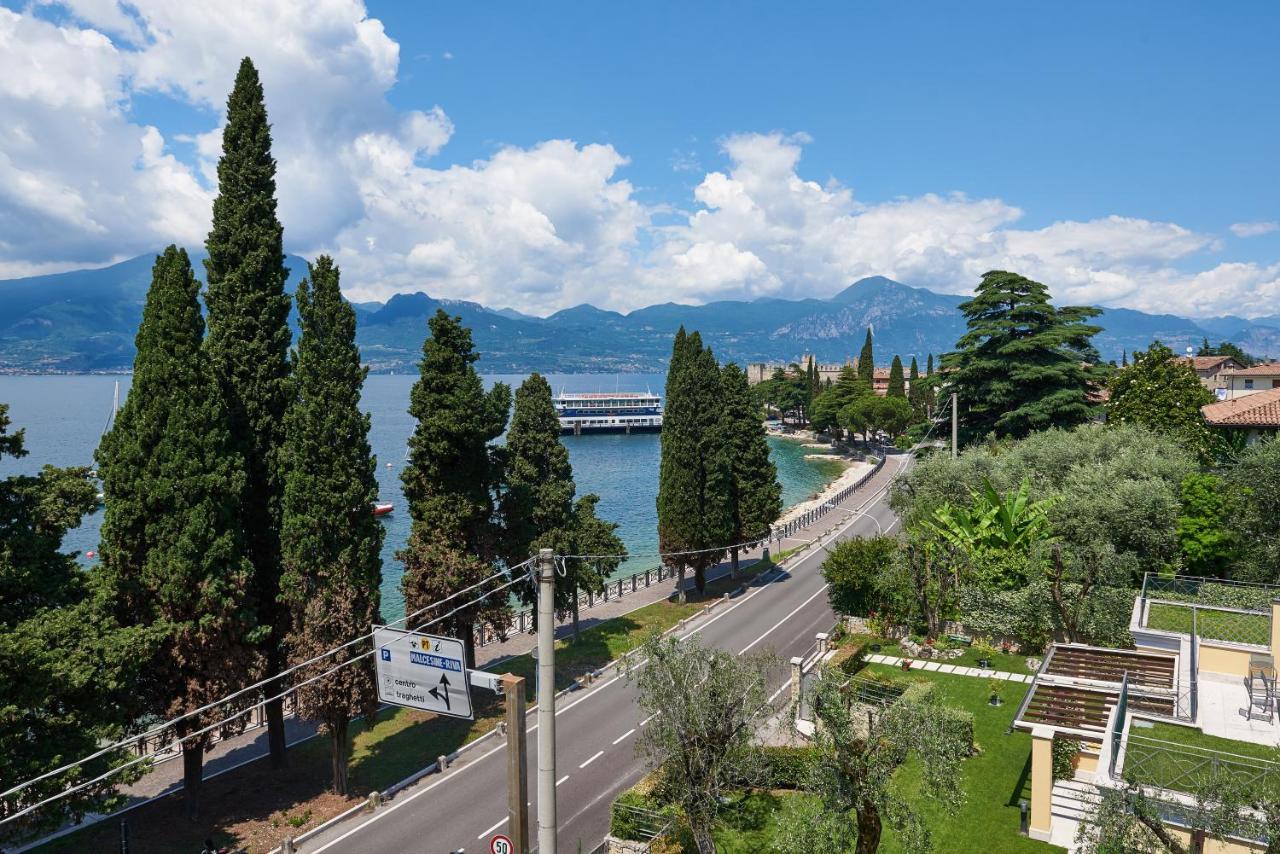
1049;778;1100;850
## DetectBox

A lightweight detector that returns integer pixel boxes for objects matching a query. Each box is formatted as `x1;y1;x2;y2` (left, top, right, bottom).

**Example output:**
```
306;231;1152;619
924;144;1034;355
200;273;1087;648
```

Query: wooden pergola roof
1044;645;1176;690
1013;643;1180;736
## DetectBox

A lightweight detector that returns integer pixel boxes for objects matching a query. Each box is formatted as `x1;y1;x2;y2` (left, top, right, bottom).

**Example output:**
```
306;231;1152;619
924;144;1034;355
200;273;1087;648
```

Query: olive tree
629;633;775;854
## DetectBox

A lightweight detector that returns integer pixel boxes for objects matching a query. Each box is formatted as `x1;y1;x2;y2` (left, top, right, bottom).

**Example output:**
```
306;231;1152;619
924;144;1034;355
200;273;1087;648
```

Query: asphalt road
302;452;910;854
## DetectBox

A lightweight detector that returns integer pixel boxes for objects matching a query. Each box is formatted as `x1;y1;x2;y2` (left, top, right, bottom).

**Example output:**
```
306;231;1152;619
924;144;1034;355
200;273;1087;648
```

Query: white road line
767;680;790;704
556;774;570;787
308;457;909;852
477;817;506;839
612;728;635;745
738;582;832;655
579;750;604;769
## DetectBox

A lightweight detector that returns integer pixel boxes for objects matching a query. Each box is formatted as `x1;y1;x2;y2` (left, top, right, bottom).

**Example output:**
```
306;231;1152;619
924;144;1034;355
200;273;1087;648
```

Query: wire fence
1121;732;1279;797
1138;573;1274;648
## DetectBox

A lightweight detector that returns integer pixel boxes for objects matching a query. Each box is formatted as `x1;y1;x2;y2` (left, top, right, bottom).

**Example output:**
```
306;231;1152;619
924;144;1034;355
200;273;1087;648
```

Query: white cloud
1230;220;1279;238
0;4;1276;320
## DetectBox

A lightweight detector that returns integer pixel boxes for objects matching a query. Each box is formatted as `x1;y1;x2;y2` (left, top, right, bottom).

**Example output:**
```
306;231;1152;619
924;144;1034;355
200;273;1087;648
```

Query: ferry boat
554;391;663;435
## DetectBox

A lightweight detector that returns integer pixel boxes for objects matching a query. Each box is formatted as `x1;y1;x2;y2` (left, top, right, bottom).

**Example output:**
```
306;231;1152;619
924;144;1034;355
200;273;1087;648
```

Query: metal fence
1108;673;1129;779
1138;573;1274;648
474;455;888;649
1121;732;1279;796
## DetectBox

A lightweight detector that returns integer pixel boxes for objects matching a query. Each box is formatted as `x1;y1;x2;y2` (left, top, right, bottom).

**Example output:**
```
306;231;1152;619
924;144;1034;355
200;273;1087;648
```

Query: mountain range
2;254;1278;374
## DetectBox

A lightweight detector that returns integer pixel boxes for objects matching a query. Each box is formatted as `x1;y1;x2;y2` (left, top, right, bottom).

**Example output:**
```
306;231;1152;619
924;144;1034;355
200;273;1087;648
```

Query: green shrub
1052;737;1079;781
610;790;673;840
751;746;816;790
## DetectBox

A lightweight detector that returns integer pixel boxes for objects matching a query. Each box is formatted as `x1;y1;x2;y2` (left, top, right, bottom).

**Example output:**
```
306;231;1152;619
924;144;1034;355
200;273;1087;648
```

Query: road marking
768;680;790;704
612;728;635;744
738;582;832;655
307;457;911;853
556;774;570;787
477;817;505;839
579;750;604;769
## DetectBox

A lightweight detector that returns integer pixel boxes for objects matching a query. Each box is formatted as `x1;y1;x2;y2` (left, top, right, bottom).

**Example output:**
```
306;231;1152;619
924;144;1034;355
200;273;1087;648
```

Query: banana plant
921;477;1057;554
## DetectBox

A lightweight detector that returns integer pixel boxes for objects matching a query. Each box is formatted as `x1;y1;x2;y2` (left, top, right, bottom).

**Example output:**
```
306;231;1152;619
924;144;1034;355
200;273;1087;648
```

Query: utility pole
950;392;958;459
502;674;529;853
537;548;557;854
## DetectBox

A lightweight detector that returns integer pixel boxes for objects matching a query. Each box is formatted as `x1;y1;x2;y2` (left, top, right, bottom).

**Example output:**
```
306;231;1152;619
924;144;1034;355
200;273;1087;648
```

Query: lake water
0;374;842;619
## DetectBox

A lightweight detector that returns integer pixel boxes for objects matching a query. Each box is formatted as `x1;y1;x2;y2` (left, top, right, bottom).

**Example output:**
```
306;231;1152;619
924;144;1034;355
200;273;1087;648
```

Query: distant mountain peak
829;276;913;303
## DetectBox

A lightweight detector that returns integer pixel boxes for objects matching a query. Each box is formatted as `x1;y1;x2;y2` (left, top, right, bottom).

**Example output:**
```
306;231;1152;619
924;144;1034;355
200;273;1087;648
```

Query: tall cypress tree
857;328;875;384
926;353;934;376
400;310;510;667
887;356;906;397
202;57;294;766
720;363;782;578
97;247;260;819
944;270;1103;442
657;328;733;599
502;373;624;637
279;257;382;795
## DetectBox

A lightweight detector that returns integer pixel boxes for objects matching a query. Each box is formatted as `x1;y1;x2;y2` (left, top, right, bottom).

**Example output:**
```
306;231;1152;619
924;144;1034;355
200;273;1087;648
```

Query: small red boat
372;502;393;517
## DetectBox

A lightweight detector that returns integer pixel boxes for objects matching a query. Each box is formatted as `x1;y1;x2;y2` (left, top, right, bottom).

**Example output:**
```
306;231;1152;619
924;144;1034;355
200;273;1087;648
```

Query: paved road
302;452;910;854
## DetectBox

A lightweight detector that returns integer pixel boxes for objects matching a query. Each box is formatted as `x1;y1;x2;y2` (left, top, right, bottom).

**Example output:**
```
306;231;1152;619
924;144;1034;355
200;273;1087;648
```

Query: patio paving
1197;672;1280;747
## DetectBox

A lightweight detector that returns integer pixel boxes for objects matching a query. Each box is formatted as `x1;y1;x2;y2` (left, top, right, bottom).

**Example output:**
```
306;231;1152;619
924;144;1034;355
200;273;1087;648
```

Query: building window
1245;379;1255;390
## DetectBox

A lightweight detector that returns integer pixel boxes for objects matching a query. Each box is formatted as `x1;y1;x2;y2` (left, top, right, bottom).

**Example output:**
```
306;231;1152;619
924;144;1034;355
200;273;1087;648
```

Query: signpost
490;834;514;854
373;626;474;720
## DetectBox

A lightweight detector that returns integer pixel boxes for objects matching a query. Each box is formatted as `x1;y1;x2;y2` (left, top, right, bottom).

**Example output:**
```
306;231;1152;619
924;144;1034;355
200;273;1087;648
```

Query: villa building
1216;363;1280;400
1177;355;1244;391
745;356;909;397
1201;385;1280;444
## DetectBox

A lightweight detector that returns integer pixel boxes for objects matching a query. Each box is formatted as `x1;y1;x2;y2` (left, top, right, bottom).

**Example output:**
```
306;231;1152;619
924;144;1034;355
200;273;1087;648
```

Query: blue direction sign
373;626;474;720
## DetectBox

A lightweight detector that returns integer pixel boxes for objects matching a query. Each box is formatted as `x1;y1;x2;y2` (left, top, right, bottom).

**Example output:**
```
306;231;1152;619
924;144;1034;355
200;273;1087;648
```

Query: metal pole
537;548;557;854
503;674;529;854
950;392;958;459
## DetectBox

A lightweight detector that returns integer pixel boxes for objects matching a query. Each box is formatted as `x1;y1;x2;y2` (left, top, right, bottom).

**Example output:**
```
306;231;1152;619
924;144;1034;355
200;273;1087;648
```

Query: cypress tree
279;257;383;796
909;357;919;384
657;328;733;599
887;356;906;397
97;246;260;820
926;353;934;376
502;373;625;637
857;329;875;384
202;57;294;766
720;363;782;578
943;270;1103;442
400;310;510;667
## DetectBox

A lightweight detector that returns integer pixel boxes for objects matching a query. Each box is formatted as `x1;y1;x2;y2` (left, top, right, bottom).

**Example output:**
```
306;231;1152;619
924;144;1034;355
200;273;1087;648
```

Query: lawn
35;562;774;853
708;665;1062;854
1122;720;1279;794
1145;602;1271;647
857;638;1034;676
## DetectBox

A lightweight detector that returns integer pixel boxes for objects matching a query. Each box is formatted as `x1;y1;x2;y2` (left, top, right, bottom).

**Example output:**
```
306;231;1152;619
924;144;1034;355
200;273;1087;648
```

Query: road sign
373;626;474;720
489;834;513;854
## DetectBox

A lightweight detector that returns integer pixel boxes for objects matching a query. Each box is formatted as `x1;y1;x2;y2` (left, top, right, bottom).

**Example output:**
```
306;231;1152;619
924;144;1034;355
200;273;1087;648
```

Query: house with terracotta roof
1201;385;1280;443
1216;362;1280;400
1176;355;1243;391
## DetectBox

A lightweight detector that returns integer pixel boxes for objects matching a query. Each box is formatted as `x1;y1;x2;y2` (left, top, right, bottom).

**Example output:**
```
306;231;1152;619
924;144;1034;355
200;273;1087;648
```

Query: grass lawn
35;562;773;853
1123;720;1279;793
857;638;1034;676
709;665;1062;854
1145;602;1271;647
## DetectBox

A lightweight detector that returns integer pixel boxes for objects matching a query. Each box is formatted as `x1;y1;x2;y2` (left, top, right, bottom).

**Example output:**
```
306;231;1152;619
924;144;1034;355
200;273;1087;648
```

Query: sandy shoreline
762;427;875;527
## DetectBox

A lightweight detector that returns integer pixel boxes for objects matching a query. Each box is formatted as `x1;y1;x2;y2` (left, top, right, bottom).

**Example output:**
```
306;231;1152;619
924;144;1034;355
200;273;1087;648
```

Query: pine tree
202;57;294;766
657;329;733;599
943;270;1103;442
279;257;383;795
857;328;875;384
0;407;156;832
809;365;872;441
97;247;261;819
720;363;782;578
400;310;510;667
887;355;906;397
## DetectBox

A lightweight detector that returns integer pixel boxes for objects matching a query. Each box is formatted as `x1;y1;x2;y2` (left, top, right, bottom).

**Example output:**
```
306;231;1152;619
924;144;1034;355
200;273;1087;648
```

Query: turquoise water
0;374;840;619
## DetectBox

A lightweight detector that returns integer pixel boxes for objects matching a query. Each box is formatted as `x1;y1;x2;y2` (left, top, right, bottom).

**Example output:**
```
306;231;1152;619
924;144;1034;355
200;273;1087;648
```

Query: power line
0;562;533;822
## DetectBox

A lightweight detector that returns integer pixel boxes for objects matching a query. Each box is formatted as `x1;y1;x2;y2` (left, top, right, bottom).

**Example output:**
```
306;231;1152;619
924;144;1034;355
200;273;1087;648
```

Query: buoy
386;462;392;468
86;551;95;559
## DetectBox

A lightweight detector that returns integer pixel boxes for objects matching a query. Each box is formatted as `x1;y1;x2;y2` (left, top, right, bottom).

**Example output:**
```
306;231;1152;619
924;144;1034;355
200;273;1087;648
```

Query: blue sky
1;0;1277;317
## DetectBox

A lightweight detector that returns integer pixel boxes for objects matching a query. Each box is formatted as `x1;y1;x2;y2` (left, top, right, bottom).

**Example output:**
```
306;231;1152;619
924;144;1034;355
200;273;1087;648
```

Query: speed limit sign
490;834;514;854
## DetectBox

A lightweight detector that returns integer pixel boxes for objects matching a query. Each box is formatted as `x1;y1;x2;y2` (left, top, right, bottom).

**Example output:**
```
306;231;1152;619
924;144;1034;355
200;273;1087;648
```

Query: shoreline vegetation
766;425;874;528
